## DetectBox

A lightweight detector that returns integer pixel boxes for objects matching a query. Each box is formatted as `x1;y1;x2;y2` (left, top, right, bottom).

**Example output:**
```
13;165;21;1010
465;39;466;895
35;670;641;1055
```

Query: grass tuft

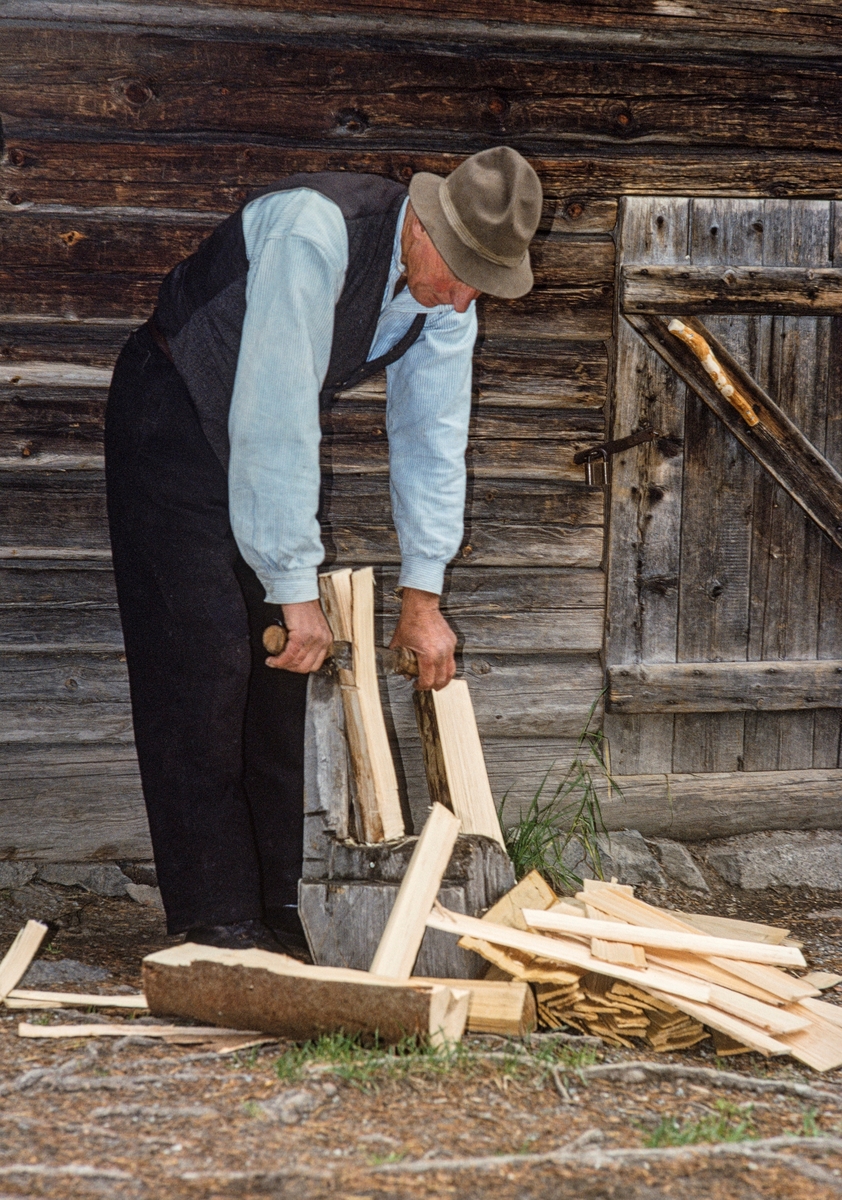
272;1032;601;1091
497;695;616;893
644;1100;756;1148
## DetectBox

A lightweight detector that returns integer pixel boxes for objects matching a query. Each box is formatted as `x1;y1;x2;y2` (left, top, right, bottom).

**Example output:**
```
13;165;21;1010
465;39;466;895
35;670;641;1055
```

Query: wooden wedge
0;921;48;1001
143;943;469;1047
414;679;505;847
369;802;461;979
428;905;710;1002
523;909;806;967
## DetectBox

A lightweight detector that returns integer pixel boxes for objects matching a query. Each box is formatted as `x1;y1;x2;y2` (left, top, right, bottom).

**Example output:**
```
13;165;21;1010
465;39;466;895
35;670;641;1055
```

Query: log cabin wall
1;1;842;859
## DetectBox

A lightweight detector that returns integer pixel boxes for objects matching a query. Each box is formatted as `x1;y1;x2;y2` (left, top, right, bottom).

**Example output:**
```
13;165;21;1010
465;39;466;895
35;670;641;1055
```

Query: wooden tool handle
261;624;419;677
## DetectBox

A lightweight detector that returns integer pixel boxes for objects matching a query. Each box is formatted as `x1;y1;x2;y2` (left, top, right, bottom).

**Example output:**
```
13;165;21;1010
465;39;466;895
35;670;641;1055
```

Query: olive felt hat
408;146;543;299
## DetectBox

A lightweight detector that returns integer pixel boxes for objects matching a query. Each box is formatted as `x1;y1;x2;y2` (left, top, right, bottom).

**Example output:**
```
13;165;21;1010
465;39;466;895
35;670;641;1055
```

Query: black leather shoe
265;906;312;962
183;918;282;953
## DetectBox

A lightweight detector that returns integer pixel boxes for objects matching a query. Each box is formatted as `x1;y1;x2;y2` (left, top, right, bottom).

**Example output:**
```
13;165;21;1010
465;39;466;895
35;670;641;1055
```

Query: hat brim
408;172;534;300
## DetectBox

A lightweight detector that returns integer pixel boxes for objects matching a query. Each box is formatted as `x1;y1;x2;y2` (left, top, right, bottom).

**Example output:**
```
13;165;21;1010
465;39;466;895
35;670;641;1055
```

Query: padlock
584;449;608;486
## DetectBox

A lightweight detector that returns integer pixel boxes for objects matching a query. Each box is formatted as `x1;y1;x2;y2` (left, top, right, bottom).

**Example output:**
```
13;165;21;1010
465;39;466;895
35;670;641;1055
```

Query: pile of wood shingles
431;871;842;1072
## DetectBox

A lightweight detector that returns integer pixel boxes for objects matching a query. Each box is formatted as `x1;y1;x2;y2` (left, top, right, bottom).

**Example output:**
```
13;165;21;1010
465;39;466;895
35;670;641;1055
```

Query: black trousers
105;325;307;933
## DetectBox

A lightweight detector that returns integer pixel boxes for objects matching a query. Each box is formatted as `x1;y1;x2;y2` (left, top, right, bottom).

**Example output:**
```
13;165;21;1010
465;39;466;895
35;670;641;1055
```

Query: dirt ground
2;872;842;1199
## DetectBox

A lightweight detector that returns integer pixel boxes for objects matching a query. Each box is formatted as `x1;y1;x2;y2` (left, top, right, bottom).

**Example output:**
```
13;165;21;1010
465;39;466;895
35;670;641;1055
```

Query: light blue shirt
227;189;477;605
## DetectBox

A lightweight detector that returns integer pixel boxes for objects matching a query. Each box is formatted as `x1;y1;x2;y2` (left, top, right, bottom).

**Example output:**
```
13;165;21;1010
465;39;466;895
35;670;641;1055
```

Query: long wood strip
6;990;148;1010
523;909;806;967
643;990;789;1058
645;950;787;1006
350;567;404;841
428;905;710;1002
0;921;48;1000
19;1023;258;1039
580;884;818;1001
369;803;461;979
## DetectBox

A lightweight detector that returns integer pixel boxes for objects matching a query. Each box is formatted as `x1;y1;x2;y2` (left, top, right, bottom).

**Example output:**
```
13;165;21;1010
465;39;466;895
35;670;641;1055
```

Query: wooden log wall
1;0;841;856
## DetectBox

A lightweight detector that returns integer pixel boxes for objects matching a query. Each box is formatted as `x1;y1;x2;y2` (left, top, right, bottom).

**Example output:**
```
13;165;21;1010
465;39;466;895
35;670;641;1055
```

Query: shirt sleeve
385;303;477;595
228;193;348;605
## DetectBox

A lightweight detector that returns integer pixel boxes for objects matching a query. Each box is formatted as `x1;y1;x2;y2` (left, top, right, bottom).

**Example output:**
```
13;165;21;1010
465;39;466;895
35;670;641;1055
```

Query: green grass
272;1031;602;1091
498;695;617;893
644;1100;757;1148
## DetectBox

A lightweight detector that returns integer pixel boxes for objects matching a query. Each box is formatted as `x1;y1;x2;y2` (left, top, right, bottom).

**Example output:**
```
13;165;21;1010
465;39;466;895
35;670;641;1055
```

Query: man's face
402;210;481;313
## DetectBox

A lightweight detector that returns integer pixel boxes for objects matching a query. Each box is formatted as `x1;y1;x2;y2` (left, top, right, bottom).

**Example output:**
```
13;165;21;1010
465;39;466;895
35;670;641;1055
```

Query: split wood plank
797;996;842;1028
621;264;842;315
319;568;404;843
590;939;647;968
644;949;788;1006
143;943;469;1047
369;802;461;979
777;1002;842;1072
350;567;404;841
523;909;806;967
414;679;505;847
319;568;379;843
627;313;842;554
0;921;48;1000
803;972;842;990
607;659;842;714
667;911;791;945
412;977;537;1037
579;883;818;1002
427;905;710;1003
482;869;558;931
644;991;788;1058
603;197;690;775
5;990;148;1009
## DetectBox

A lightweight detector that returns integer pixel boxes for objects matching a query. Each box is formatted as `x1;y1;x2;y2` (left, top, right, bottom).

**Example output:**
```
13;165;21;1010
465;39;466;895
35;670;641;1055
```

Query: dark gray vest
155;173;426;467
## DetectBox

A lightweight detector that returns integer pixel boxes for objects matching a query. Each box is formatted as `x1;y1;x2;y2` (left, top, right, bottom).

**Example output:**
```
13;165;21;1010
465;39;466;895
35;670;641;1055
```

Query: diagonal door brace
627;312;842;553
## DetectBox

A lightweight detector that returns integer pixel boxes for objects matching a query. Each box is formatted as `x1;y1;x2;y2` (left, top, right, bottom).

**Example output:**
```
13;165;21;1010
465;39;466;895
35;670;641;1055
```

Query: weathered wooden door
605;197;842;791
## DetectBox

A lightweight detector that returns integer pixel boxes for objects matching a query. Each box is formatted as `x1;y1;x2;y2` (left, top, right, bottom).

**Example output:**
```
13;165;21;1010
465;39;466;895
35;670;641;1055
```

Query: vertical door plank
672;198;760;773
817;221;842;767
744;201;832;771
604;197;689;773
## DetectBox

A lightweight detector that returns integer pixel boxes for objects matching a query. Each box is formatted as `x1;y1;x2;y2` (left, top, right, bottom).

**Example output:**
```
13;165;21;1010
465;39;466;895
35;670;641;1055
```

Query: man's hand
266;599;333;673
389;587;456;691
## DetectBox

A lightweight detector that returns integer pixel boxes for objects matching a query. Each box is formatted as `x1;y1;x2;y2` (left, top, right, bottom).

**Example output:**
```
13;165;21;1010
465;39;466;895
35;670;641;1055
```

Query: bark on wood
143;944;469;1046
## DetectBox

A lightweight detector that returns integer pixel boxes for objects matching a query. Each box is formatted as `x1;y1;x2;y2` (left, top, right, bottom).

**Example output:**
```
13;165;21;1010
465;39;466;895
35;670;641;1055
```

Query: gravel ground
1;876;842;1199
